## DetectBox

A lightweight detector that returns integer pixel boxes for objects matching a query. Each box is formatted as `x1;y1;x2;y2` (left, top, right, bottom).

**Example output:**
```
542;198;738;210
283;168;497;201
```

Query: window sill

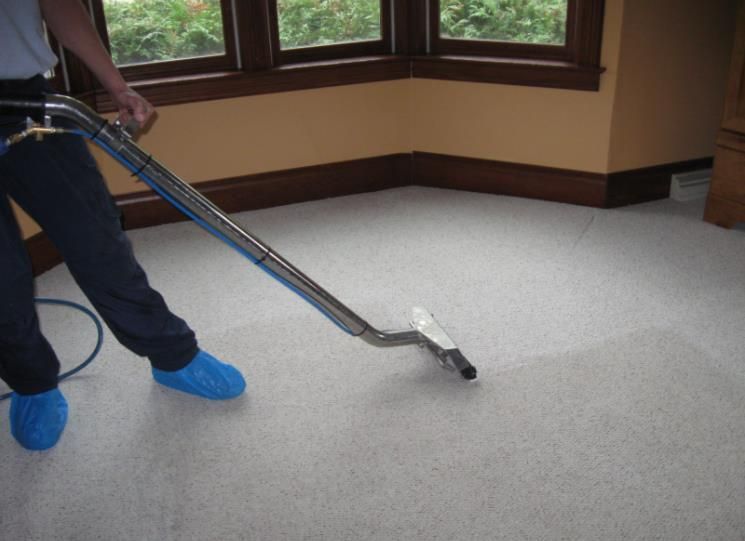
86;54;604;112
413;55;605;91
92;56;412;112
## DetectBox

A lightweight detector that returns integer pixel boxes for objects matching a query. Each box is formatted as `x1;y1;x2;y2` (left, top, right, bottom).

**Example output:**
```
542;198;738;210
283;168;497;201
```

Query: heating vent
670;169;712;201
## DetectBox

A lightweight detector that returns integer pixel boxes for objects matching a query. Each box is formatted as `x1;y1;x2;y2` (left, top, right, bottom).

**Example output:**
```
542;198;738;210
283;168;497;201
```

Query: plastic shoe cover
10;389;68;451
152;350;246;400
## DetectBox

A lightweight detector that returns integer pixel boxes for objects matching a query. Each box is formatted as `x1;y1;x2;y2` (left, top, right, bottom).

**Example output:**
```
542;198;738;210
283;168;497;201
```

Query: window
269;0;393;63
416;0;605;90
89;0;238;80
51;0;604;111
438;0;569;48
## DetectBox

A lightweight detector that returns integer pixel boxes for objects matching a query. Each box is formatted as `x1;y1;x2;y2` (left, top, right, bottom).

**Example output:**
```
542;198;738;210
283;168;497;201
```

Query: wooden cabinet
705;3;745;228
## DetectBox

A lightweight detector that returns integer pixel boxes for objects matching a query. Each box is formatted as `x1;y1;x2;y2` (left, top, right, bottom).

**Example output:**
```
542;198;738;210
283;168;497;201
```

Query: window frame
52;0;605;114
416;0;606;90
430;0;577;61
88;0;240;81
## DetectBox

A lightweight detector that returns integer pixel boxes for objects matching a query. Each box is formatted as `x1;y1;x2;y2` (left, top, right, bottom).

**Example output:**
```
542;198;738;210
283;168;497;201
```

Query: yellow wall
15;80;411;237
607;0;738;172
15;0;738;239
408;0;624;173
97;79;411;196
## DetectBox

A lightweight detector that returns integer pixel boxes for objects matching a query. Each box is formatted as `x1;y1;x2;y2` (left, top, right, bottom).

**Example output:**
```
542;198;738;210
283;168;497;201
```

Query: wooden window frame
55;0;605;114
414;0;606;90
430;0;578;61
87;0;239;80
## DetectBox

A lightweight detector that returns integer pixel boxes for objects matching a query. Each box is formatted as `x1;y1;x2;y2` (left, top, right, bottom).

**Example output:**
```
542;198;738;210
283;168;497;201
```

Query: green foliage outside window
440;0;568;45
104;0;225;66
277;0;381;49
102;0;568;66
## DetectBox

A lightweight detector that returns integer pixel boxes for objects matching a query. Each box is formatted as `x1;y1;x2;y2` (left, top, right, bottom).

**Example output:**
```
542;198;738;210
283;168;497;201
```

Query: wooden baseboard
412;152;607;207
117;153;412;230
606;157;714;208
413;152;714;209
24;152;712;276
25;154;411;275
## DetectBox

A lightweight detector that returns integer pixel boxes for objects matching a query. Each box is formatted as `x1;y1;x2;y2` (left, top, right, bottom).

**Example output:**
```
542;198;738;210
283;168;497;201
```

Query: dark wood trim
88;0;239;81
574;0;606;66
407;0;429;56
392;0;410;55
279;41;391;65
56;0;606;108
413;152;607;206
117;154;411;230
94;57;411;111
25;154;411;275
413;55;604;90
422;0;604;90
414;153;715;208
237;0;274;71
24;152;714;275
431;39;572;62
606;157;714;208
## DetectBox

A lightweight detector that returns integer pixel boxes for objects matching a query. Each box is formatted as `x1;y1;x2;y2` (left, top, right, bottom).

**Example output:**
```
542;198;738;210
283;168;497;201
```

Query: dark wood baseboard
24;151;712;276
117;153;412;230
414;152;715;209
606;157;714;208
412;152;607;207
25;154;411;275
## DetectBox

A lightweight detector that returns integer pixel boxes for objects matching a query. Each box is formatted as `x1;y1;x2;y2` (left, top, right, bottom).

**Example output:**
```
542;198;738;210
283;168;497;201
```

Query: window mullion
574;0;605;66
234;0;274;71
57;0;99;100
88;0;112;56
397;0;428;56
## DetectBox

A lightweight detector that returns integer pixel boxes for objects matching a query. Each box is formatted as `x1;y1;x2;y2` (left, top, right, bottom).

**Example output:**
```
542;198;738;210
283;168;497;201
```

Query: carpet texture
1;187;744;540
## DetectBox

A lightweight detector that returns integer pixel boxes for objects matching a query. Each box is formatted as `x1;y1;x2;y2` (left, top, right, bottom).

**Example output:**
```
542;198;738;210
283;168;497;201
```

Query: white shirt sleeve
0;0;59;80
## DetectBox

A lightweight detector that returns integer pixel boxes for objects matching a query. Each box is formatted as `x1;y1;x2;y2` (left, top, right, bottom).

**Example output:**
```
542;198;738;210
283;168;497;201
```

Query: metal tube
27;95;426;346
0;94;480;379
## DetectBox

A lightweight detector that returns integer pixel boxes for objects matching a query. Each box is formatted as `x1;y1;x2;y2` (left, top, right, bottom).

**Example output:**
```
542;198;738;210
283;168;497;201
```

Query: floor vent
670;169;712;201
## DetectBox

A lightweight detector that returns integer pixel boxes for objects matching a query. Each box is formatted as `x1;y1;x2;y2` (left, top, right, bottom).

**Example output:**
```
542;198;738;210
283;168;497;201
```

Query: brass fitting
7;126;69;145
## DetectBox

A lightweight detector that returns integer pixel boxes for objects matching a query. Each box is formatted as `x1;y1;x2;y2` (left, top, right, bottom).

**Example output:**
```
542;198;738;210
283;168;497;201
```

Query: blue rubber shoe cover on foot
10;389;68;451
152;350;246;400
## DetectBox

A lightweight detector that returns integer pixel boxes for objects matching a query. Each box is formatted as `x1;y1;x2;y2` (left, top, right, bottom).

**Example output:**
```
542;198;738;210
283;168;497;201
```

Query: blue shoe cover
152;350;245;400
10;389;68;451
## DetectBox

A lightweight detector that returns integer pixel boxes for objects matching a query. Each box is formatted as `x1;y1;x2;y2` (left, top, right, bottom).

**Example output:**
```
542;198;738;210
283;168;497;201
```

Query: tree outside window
440;0;568;45
277;0;382;49
54;0;603;108
102;0;227;66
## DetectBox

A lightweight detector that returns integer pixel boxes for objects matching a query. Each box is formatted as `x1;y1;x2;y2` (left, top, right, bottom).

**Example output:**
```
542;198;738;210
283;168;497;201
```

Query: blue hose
0;298;104;401
75;130;356;336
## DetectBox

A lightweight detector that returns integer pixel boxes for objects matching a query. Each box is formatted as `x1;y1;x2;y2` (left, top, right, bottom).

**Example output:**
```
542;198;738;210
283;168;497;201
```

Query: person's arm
38;0;154;127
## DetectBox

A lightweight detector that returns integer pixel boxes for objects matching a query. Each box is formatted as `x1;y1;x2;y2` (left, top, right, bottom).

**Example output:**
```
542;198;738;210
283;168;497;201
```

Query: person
0;0;246;451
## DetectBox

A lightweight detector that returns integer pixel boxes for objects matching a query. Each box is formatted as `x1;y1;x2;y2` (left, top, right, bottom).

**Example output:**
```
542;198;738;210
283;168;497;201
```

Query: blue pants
0;76;198;395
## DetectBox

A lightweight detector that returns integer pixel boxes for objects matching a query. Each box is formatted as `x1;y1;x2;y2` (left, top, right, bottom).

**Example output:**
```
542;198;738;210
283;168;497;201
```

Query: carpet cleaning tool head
0;94;477;381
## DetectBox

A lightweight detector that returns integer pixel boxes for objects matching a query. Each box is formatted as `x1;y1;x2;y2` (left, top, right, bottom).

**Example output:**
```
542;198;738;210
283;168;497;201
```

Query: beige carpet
1;187;744;540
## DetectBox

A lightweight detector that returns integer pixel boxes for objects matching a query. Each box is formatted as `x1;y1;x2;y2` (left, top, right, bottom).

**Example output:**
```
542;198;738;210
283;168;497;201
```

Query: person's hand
110;87;155;130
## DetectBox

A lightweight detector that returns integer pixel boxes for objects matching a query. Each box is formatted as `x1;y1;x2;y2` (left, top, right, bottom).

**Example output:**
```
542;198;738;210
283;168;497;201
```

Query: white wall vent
670;169;712;202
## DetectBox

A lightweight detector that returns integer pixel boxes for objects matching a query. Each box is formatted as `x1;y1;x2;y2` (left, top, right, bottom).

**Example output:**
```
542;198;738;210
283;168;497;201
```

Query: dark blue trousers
0;76;198;395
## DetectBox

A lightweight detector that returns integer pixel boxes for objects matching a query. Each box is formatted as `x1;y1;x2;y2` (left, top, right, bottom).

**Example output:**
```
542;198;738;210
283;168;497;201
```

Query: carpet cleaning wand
0;94;477;381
